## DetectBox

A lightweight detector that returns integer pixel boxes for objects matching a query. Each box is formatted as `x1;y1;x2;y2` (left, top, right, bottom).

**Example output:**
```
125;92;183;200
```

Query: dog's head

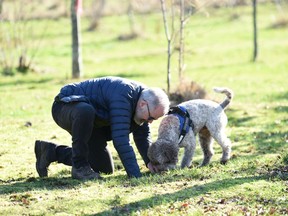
147;140;179;172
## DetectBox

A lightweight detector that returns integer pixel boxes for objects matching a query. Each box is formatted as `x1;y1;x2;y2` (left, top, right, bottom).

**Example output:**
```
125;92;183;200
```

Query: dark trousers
51;101;114;174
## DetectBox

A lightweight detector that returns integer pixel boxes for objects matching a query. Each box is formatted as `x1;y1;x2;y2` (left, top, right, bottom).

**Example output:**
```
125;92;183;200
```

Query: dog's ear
147;144;155;162
163;144;179;164
148;142;179;165
147;143;161;164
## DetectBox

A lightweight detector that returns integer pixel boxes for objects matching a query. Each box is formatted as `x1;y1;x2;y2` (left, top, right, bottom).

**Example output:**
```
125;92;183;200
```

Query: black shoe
72;166;103;180
34;140;55;177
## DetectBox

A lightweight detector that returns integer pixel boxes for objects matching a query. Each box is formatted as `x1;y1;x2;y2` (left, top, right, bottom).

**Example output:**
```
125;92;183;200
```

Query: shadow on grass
273;105;288;113
227;104;287;154
92;72;147;79
274;91;288;103
253;130;287;153
229;115;255;127
92;175;268;216
226;108;256;127
0;77;53;87
230;128;287;158
0;177;84;195
230;126;287;154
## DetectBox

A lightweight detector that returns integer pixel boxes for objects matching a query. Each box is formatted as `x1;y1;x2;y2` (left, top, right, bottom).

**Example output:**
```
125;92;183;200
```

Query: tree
160;0;194;93
0;0;3;15
160;0;175;94
178;0;185;80
252;0;258;62
71;0;83;78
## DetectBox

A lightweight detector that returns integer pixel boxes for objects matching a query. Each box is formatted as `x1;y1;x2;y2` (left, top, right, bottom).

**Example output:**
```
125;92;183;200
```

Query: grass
0;2;288;215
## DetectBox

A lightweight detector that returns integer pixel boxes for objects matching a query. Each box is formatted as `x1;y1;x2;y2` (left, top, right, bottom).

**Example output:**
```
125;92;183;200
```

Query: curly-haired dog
147;87;233;172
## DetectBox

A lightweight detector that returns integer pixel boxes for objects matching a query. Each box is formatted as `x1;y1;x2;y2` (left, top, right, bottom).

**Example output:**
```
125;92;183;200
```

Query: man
35;76;170;180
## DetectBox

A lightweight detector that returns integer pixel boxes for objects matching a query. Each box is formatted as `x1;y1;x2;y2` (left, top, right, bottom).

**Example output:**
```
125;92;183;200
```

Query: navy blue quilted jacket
56;76;151;178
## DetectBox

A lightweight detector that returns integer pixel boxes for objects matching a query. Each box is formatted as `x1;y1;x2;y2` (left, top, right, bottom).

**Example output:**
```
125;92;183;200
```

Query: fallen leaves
9;193;35;206
268;165;288;180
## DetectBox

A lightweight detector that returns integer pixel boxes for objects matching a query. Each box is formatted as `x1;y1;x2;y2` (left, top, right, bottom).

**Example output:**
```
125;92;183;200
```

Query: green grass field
0;2;287;215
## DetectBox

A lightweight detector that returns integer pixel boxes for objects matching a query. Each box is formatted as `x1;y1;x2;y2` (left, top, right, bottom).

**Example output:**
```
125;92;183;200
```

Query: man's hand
147;162;159;173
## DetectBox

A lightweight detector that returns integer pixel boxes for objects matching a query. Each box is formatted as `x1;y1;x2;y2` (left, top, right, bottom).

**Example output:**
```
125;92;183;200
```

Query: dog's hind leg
199;127;214;166
210;128;231;164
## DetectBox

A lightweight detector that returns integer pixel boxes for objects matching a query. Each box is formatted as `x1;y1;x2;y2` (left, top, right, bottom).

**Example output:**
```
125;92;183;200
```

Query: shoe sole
72;167;103;180
35;141;48;177
72;174;103;180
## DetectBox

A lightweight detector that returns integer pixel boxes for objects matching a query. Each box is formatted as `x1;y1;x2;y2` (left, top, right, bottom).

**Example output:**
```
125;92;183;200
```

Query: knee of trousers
73;103;96;125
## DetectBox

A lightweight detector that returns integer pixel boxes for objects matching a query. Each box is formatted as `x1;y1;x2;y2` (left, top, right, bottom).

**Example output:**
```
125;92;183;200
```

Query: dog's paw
220;160;228;165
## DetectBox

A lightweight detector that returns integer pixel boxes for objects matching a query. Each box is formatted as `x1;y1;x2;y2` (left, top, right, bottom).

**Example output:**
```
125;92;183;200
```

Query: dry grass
270;16;288;29
169;79;207;106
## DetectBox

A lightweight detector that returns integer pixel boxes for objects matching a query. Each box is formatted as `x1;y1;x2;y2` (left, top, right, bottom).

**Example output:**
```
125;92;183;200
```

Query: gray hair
140;88;170;114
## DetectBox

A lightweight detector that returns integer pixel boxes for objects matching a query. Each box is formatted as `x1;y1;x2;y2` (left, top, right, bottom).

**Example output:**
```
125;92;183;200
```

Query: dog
147;87;233;172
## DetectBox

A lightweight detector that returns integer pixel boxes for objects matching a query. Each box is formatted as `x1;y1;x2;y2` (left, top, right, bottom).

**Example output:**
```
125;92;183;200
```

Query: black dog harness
168;105;194;144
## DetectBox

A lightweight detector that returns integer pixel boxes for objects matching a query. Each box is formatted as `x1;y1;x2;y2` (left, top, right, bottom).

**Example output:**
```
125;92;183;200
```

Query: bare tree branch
160;0;176;94
178;0;185;80
87;0;105;31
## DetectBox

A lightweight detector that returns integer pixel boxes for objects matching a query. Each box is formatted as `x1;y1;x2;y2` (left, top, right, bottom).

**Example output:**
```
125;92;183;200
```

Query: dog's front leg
180;140;196;168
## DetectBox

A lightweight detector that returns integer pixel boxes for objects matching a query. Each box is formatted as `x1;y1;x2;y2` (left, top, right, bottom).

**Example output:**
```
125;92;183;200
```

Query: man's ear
139;99;147;108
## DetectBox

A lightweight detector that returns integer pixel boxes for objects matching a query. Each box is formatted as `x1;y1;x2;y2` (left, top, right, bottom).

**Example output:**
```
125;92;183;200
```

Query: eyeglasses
143;99;155;121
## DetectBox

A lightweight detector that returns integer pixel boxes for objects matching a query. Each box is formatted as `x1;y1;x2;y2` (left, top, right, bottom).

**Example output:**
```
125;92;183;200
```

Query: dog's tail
213;87;233;109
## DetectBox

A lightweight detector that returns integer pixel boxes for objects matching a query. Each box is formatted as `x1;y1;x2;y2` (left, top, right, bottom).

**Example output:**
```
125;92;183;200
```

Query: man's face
134;99;164;125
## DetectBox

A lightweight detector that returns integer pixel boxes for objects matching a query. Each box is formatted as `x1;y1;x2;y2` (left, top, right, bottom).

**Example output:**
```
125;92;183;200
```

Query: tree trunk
252;0;258;62
0;0;3;15
127;1;136;35
71;0;83;78
178;0;185;80
160;0;174;94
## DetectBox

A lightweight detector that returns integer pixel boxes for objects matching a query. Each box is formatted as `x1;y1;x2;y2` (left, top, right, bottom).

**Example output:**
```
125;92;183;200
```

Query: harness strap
168;106;194;144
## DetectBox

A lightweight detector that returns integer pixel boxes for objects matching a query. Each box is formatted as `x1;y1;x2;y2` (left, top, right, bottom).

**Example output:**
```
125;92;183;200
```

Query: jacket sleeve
109;96;142;178
56;84;90;103
132;123;151;166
